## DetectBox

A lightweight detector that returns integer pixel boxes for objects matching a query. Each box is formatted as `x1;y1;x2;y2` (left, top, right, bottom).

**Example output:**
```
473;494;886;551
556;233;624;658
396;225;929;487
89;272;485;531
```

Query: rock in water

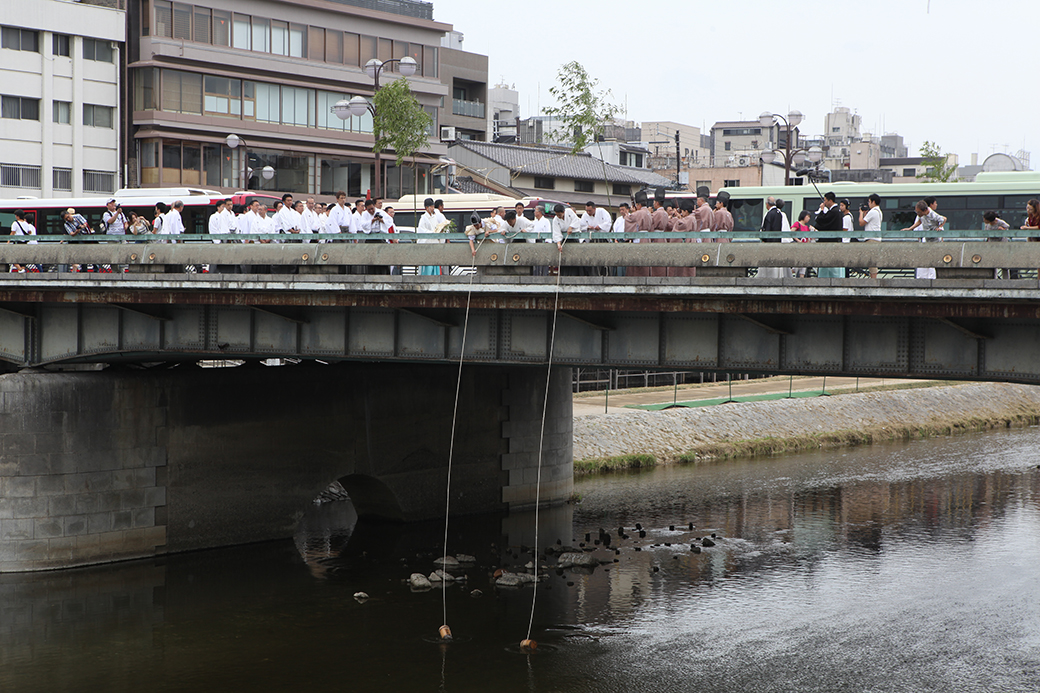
556;552;599;568
353;592;369;601
410;573;433;590
470;589;483;598
701;537;716;547
456;554;476;563
433;555;460;568
429;570;455;582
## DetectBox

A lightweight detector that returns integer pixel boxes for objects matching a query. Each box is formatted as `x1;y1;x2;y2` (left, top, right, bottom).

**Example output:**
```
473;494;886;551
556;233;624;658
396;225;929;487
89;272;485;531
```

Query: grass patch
677;414;1040;464
574;454;656;475
629;380;953;410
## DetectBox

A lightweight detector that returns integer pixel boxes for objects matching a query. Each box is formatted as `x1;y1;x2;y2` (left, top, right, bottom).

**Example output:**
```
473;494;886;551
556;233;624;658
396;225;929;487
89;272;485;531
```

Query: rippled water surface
3;428;1039;692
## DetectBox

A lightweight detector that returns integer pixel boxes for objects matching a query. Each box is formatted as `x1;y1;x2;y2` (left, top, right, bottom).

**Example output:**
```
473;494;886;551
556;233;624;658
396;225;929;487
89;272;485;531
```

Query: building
447;140;673;208
438;32;488;142
487;81;519;143
824;106;861;147
710;119;796;168
879;154;958;183
639;120;711;184
126;0;468;200
1;0;125;198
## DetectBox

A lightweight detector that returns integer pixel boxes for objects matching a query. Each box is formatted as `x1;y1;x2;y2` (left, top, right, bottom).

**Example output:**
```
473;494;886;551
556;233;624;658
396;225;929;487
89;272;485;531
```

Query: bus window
729;198;764;231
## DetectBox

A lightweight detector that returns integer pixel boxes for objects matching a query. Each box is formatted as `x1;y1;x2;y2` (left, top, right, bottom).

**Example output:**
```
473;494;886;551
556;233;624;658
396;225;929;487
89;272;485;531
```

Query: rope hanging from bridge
439;235;489;642
521;241;567;653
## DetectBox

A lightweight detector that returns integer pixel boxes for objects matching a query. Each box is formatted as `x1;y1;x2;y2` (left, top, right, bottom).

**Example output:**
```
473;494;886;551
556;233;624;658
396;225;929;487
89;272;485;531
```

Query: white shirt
417;210;442;245
863;206;882;241
612;216;626;235
579;207;612;245
276;205;300;234
302;207;321;233
11;219;37;244
164;208;185;239
551;208;581;244
221;207;237;234
327;203;355;235
841;212;854;243
237;210;258;236
532;216;552;243
103;209;126;235
208;209;229;243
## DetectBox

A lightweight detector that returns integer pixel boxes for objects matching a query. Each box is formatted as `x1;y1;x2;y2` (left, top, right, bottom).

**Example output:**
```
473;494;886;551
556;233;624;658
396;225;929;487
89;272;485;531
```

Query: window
271;19;287;55
1;96;40;121
250;82;280;123
289;24;306;58
204;75;241;116
83;170;115;194
902;168;916;177
53;167;72;192
361;35;377;63
280;85;313;127
52;33;70;57
721;128;760;136
378;37;392;65
140;140;159;185
832;127;841;133
0;163;42;189
52;100;71;124
134;67;158;110
574;180;594;193
161;69;203;115
533;176;555;190
154;0;173;37
232;13;250;49
612;183;631;196
172;2;192;40
424;46;437;78
325;29;342;63
83;38;114;62
193;6;211;44
251;17;269;53
723;179;740;188
308;27;324;61
212;9;231;46
83;104;114;128
344;32;359;65
724;141;731;151
2;27;39;52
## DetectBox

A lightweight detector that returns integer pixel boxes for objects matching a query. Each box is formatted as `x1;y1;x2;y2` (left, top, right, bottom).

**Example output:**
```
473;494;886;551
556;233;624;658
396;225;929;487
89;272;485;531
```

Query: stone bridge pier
0;362;573;572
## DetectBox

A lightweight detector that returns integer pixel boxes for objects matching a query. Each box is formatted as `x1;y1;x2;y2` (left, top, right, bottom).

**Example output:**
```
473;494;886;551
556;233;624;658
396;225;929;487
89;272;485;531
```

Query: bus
0;187;281;238
390;193;570;232
716;171;1040;236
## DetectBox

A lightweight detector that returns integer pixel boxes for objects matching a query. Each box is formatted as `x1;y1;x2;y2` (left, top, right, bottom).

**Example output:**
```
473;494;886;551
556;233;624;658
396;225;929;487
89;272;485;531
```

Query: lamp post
760;144;823;182
759;110;804;186
225;134;276;191
332;56;417;199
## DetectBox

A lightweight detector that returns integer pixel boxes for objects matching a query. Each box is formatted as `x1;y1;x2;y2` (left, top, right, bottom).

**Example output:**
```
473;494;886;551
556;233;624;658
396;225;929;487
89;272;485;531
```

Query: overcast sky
432;0;1037;167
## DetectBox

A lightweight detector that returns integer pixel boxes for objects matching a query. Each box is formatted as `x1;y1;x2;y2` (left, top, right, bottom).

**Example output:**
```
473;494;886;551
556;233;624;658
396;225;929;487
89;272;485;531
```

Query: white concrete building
0;0;124;198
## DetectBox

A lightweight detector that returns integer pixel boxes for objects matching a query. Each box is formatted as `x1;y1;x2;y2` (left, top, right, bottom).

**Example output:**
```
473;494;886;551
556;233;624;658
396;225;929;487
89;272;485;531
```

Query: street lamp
226;134;276;191
332;56;418;199
759;110;804;186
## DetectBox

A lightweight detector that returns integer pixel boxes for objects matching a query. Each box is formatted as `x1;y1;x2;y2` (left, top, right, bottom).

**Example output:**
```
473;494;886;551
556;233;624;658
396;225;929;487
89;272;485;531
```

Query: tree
543;61;620;154
371;78;433;166
917;140;957;183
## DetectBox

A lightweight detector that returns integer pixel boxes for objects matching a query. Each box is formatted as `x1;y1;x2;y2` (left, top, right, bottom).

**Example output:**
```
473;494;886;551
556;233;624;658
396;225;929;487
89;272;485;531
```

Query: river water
3;428;1039;692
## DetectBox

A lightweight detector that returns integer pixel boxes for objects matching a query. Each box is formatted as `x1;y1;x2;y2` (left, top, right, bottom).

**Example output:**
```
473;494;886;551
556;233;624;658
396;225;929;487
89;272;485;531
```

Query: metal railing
452;98;485;119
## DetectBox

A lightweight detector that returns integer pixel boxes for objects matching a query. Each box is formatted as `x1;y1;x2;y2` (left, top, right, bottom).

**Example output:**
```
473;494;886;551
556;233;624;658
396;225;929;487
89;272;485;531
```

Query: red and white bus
0;187;281;238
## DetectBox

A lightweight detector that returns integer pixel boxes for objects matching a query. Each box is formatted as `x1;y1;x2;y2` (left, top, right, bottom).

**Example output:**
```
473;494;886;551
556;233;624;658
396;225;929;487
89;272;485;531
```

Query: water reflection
0;428;1037;692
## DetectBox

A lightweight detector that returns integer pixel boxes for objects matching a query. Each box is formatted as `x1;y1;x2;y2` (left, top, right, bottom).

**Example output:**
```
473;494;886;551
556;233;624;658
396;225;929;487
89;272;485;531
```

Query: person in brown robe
692;194;715;242
713;196;734;241
649;199;674;277
625;192;653;277
669;198;698;277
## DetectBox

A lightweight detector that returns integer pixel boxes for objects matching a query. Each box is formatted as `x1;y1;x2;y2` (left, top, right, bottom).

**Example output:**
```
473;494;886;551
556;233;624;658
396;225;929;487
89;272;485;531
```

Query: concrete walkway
573;376;931;417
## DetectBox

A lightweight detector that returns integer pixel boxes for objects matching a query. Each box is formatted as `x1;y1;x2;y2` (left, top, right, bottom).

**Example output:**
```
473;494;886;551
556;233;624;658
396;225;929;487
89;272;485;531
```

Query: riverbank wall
573;382;1040;466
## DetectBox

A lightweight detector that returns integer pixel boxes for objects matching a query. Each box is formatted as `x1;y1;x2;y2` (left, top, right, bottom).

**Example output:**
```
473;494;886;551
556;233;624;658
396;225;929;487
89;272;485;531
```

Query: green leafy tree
543;61;620;154
917;140;958;182
372;78;433;166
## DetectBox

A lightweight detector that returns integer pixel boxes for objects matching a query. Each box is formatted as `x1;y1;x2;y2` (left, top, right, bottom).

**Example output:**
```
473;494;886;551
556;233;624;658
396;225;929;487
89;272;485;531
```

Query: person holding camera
103;199;127;238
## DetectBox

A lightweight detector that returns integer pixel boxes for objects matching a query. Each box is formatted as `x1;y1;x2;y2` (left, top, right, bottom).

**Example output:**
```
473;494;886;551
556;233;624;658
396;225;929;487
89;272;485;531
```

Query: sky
431;0;1037;167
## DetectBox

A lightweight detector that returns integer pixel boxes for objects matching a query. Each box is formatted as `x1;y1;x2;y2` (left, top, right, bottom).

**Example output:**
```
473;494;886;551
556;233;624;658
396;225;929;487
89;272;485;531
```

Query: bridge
2;240;1038;573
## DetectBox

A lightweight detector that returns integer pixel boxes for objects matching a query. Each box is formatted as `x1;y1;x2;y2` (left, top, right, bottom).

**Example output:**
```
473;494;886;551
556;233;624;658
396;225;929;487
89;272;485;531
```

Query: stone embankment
573;382;1040;465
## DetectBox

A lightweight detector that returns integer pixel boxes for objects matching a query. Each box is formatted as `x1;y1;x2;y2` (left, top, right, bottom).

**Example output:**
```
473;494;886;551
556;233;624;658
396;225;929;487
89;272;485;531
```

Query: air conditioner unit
440;126;457;142
738;156;750;167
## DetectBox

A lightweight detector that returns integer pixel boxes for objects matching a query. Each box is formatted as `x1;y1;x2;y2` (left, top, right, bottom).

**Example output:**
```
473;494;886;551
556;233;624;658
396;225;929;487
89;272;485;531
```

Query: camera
860;204;869;212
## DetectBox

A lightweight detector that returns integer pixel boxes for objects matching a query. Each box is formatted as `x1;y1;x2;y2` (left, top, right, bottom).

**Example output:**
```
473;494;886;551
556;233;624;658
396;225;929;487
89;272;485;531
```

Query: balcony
452;98;485;119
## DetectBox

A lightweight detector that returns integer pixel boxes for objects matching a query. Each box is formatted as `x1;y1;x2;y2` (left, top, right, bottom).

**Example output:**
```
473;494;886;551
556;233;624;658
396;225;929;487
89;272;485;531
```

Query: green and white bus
716;171;1040;237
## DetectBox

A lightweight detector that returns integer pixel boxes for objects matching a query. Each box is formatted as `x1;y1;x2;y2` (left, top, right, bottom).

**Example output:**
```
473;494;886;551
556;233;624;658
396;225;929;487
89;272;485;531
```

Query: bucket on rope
520;639;538;652
439;625;453;641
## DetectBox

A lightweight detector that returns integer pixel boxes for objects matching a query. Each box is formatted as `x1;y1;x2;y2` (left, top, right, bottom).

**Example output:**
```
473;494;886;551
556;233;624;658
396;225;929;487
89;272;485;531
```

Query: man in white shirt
359;199;391;273
859;192;883;279
102;199;127;238
301;198;322;242
164;200;185;239
276;199;301;237
579;201;612;275
208;199;229;243
220;199;237;235
551;203;580;251
326;191;355;239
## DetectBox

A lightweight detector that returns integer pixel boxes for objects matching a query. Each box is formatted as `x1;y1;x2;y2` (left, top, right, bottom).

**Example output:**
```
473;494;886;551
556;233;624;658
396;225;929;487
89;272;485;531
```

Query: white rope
526;242;565;642
442;235;487;630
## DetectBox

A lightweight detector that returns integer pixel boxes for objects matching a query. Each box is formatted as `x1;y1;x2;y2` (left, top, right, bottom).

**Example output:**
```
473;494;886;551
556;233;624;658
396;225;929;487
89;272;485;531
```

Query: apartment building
0;0;125;198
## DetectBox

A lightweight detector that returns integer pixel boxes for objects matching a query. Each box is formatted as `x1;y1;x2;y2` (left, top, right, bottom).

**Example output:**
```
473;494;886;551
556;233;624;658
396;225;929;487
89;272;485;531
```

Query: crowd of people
6;191;1040;278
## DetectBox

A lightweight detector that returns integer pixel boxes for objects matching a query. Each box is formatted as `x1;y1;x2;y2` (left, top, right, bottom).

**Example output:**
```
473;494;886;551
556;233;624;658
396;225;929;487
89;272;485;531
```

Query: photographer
858;193;883;279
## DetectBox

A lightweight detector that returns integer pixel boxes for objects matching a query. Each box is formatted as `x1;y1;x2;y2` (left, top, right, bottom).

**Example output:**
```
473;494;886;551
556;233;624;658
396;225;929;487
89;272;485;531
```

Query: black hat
715;190;731;204
634;190;648;205
469;212;481;225
654;187;666;203
696;186;711;199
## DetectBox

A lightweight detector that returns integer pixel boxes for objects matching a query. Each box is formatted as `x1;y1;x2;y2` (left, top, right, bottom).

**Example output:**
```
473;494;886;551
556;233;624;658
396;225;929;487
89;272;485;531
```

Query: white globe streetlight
808;146;824;163
760;150;777;164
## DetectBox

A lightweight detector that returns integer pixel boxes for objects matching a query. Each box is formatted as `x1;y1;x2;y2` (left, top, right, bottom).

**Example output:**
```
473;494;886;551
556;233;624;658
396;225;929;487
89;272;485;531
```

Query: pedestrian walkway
572;376;933;417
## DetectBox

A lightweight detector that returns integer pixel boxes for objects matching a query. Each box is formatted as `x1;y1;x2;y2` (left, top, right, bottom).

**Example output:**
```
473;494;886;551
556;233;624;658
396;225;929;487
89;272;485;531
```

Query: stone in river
556;552;599;569
353;592;369;601
409;573;433;590
433;555;460;568
701;537;716;547
429;570;455;582
456;554;476;563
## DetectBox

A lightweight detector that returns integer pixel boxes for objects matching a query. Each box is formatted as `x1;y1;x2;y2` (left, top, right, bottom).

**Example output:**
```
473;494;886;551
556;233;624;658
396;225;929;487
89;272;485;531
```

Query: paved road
573;376;930;417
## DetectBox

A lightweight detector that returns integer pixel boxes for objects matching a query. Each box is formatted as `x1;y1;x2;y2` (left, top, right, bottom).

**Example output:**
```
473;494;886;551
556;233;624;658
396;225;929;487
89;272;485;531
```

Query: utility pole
675;130;681;187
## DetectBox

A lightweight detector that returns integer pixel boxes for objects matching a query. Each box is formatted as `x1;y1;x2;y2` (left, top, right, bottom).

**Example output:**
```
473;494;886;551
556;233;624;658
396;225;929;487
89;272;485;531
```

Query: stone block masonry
0;371;167;572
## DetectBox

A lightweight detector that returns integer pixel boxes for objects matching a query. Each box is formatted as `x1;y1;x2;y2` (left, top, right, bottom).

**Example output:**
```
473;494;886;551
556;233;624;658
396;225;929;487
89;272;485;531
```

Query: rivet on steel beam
302;254;309;261
972;254;982;264
321;253;329;261
726;254;735;263
943;254;953;263
701;254;710;263
512;254;520;262
148;253;156;261
130;254;138;261
490;253;498;262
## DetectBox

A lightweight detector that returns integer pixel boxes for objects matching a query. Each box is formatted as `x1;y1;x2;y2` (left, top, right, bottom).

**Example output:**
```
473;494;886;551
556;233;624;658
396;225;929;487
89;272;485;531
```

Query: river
3;427;1039;692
